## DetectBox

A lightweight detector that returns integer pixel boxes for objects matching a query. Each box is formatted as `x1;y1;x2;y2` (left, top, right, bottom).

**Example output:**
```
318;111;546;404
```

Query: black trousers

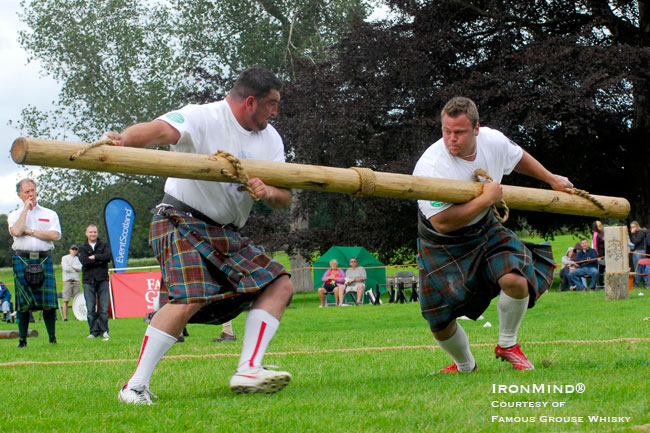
84;280;110;336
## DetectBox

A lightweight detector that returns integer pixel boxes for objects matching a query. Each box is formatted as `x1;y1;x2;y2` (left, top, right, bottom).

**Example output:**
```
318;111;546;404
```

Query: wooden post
604;226;630;300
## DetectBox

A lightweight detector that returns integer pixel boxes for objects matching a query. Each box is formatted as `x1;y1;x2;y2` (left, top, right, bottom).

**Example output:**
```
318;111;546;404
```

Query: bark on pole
11;137;630;219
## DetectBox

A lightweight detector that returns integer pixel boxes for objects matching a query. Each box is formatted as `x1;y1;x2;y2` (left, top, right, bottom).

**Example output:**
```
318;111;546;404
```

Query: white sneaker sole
230;373;291;394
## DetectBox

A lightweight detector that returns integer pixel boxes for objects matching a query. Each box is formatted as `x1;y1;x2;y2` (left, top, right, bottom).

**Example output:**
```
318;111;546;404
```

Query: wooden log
0;329;38;339
604;226;630;301
11;137;630;218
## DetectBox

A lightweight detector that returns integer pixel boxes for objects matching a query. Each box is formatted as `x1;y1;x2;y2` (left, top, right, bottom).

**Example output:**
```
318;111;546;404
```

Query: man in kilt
413;97;573;373
104;67;294;405
8;179;61;348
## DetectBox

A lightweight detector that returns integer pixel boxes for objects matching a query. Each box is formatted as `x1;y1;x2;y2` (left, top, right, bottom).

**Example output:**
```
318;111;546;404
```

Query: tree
272;1;650;261
16;0;373;274
0;215;14;268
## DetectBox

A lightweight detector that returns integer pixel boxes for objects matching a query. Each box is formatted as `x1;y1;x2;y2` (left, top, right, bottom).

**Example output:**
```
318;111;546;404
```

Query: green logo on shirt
429;201;444;207
166;112;184;123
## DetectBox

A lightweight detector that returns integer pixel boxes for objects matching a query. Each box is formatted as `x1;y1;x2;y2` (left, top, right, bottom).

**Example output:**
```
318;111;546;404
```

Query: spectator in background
318;259;345;307
591;220;606;288
61;245;82;321
214;320;236;342
630;221;647;288
340;257;366;305
559;247;578;291
8;178;61;347
78;224;112;340
569;239;600;291
0;281;11;322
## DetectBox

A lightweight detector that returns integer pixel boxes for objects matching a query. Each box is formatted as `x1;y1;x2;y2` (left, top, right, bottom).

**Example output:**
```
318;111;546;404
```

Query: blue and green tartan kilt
149;207;289;325
12;255;58;311
417;216;555;332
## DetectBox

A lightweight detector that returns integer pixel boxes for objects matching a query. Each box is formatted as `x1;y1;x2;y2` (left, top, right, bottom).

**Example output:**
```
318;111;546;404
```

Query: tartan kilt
12;255;58;311
149;207;289;325
417;216;555;332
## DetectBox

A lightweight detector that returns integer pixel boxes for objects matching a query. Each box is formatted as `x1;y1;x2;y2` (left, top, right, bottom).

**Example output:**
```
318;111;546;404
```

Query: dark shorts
149;207;289;325
12;255;58;311
417;214;555;332
323;283;337;293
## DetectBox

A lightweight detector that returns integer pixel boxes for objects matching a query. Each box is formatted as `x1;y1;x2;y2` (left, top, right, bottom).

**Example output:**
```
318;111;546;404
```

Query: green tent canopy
313;246;386;299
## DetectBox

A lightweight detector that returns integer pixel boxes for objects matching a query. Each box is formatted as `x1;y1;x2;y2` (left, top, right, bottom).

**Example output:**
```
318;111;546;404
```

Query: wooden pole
11;137;630;219
604;225;630;300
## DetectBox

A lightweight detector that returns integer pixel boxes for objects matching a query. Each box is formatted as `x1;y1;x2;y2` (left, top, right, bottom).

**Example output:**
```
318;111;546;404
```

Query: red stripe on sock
248;322;267;367
126;335;149;389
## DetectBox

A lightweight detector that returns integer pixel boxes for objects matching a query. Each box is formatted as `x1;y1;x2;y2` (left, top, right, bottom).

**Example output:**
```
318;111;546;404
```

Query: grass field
1;289;648;433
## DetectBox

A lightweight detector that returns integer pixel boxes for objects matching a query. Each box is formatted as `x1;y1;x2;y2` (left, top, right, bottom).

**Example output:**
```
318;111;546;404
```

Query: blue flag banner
104;198;135;273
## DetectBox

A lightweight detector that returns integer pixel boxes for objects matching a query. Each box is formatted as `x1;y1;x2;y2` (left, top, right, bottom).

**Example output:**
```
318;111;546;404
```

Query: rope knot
349;167;376;197
473;168;509;223
208;150;259;201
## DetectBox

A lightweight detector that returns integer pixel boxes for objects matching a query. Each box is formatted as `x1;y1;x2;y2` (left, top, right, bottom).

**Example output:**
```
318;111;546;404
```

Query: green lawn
0;289;648;433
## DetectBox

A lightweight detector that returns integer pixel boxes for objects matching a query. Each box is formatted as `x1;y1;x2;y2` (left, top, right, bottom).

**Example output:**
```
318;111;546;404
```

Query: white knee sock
497;291;529;348
236;309;279;372
435;323;475;372
126;325;177;389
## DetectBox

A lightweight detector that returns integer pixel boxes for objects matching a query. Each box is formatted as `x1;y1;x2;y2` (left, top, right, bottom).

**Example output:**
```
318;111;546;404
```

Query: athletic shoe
229;365;292;394
213;332;237;342
102;332;110;341
495;343;535;370
429;362;477;375
18;337;27;348
49;335;57;344
118;385;158;405
87;334;96;339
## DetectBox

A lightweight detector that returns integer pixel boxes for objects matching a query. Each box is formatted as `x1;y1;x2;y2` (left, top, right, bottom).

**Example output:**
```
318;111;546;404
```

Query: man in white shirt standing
103;67;294;405
61;245;82;321
414;97;573;373
7;179;61;348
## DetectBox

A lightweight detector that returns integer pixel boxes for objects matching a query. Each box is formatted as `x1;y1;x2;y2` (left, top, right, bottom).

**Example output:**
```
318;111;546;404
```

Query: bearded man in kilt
413;97;573;373
105;68;294;405
8;179;61;348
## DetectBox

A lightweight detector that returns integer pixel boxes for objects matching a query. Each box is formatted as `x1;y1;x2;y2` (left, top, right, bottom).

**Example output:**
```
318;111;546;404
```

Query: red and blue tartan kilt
12;255;58;311
149;207;289;325
417;218;555;332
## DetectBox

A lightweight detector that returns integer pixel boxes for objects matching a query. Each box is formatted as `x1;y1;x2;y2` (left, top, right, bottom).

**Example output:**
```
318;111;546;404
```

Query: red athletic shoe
495;343;534;370
431;362;477;375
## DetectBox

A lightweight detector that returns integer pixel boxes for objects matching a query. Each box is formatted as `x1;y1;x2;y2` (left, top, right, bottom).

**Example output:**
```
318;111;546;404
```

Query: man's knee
498;272;529;298
270;275;293;300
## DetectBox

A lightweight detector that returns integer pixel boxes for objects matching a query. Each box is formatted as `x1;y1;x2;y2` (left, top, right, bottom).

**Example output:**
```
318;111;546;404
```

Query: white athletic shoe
102;331;110;341
229;365;292;394
118;385;158;405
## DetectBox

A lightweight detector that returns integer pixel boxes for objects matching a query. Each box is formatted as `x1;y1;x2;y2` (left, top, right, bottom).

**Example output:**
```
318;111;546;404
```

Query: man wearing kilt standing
413;97;574;373
8;179;61;348
105;67;294;405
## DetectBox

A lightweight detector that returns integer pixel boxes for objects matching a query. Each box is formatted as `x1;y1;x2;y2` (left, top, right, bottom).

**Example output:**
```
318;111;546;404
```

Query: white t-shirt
157;100;286;228
8;204;61;251
413;127;523;226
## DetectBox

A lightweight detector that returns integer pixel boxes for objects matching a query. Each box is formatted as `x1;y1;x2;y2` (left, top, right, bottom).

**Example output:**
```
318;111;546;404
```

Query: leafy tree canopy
272;0;650;261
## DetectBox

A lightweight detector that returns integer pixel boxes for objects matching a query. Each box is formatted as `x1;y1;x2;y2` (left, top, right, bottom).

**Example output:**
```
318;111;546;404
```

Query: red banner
110;271;161;318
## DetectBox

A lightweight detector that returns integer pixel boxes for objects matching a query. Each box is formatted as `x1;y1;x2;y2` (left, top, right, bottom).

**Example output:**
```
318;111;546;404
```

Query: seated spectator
318;259;345;307
592;220;606;287
629;221;647;288
559;247;577;291
0;281;11;322
340;257;367;305
569;239;600;291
